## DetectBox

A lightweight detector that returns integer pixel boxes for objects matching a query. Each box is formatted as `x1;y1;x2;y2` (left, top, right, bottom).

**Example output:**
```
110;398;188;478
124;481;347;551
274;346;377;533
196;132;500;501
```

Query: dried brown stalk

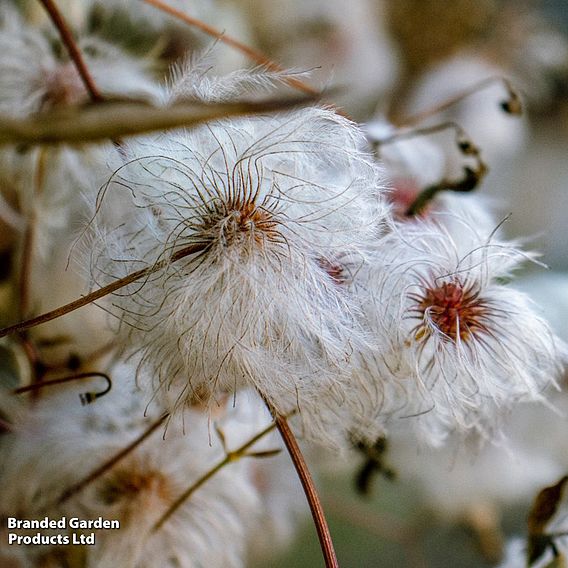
14;371;112;405
398;77;522;126
0;243;207;338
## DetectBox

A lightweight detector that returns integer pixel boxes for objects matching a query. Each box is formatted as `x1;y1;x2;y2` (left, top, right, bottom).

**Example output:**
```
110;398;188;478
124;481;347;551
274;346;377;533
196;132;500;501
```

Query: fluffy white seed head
354;218;566;446
86;104;389;446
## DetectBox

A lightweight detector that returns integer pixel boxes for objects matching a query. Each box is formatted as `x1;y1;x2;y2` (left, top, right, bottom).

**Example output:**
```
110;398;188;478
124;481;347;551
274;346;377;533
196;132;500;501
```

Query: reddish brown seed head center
205;198;278;246
418;280;487;342
233;201;275;238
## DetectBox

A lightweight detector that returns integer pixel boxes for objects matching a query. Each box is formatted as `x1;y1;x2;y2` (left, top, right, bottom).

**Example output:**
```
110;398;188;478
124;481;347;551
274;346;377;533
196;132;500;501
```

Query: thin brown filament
14;371;112;405
398;77;522;126
373;121;467;148
0;243;207;339
57;413;169;505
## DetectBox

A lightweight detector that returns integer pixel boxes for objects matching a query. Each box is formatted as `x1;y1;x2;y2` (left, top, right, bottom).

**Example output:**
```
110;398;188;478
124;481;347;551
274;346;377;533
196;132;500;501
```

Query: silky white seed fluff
387;392;568;521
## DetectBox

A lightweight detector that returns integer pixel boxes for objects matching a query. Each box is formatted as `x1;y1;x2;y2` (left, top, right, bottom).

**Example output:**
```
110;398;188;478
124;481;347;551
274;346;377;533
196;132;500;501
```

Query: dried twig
269;408;339;568
14;371;112;405
399;77;522;126
0;243;207;338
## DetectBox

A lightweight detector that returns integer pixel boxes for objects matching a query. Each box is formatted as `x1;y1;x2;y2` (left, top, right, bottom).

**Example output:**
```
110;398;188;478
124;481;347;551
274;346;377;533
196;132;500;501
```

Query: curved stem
0;243;206;338
38;0;103;103
14;371;112;405
372;121;466;148
272;412;339;568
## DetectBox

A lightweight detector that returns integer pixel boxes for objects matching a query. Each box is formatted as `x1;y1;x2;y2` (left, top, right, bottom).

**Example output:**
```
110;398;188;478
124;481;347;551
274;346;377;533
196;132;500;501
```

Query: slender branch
272;412;339;568
405;164;487;216
38;0;103;103
0;97;312;147
152;419;279;532
0;243;206;338
57;413;169;504
14;371;112;405
140;0;319;97
399;76;522;126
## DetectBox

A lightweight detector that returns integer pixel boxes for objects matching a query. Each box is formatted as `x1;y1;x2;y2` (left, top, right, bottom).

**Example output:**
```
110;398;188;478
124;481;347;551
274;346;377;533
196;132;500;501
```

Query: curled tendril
14;372;113;405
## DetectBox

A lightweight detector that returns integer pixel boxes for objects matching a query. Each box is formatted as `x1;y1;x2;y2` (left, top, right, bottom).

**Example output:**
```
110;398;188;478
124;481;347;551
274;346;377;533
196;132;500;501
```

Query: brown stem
0;97;313;147
272;412;339;568
38;0;103;103
372;121;466;148
0;243;206;338
140;0;319;98
152;419;278;532
14;371;112;405
57;413;169;504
